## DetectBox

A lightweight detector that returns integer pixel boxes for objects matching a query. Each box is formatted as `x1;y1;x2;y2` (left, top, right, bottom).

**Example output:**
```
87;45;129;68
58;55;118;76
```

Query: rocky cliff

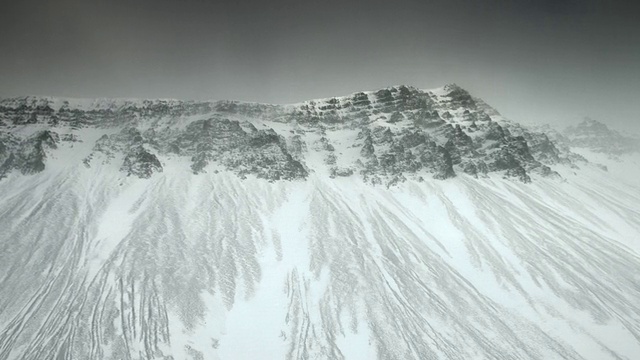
0;84;594;186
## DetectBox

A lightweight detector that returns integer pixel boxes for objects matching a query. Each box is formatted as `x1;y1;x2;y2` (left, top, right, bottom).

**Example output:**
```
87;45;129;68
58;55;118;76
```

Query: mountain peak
564;117;639;155
578;116;609;129
567;117;617;135
443;83;463;91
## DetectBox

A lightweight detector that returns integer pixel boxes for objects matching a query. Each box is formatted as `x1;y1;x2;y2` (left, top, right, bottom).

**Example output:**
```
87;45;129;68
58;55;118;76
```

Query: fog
1;0;638;132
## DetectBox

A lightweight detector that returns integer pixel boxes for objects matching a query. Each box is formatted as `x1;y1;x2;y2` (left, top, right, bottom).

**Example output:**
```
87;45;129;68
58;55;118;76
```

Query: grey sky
1;0;639;132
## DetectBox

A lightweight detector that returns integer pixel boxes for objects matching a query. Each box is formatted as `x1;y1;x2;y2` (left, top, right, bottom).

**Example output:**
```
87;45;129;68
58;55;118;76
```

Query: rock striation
0;85;595;183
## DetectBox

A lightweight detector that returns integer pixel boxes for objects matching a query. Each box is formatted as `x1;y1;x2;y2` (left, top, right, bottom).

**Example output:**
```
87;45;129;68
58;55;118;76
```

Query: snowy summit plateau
1;84;639;359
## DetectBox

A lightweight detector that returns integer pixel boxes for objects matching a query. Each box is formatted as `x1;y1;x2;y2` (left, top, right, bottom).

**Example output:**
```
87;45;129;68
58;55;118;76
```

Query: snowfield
1;155;639;359
1;87;639;359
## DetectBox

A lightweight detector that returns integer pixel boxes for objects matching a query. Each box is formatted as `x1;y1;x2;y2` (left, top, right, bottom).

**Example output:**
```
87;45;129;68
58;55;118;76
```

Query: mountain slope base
1;162;639;360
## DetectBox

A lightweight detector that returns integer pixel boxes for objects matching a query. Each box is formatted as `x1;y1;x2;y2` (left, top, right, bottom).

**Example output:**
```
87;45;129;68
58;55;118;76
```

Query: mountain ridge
1;84;599;185
0;84;461;109
1;84;640;359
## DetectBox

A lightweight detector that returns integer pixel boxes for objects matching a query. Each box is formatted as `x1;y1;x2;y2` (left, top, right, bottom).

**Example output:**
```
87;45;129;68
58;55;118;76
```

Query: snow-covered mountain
563;117;640;156
1;85;639;359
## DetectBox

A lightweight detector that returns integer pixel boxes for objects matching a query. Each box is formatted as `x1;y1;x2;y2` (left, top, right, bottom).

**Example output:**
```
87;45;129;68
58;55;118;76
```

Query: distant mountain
1;85;639;360
563;117;640;155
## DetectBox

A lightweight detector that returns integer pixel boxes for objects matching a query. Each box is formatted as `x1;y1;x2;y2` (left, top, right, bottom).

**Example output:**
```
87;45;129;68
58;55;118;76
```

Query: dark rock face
177;119;307;180
0;130;59;178
0;85;593;184
485;122;506;141
432;146;456;179
360;131;376;159
317;136;335;151
330;167;354;178
521;125;588;168
121;146;163;178
18;131;59;174
0;132;18;179
352;92;371;107
356;126;457;181
0;97;222;130
387;112;403;124
80;119;307;180
524;132;561;164
287;135;307;160
349;109;561;183
444;85;476;109
487;136;545;181
445;124;476;164
462;161;478;177
505;166;531;183
85;127;160;177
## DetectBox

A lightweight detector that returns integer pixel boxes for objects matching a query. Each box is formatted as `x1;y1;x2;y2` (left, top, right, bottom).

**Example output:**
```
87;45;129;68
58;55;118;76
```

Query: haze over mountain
1;85;639;359
2;0;639;133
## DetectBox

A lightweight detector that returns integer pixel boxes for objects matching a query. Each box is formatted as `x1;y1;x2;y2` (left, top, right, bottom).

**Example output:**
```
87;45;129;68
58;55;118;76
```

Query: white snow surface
1;151;639;359
1;87;640;359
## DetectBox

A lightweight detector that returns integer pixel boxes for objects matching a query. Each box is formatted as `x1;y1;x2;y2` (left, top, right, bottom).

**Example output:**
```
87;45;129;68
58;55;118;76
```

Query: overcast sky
1;0;639;131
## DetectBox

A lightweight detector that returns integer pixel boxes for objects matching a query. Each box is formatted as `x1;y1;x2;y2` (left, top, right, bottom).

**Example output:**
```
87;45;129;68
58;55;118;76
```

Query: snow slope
1;86;639;359
1;156;639;359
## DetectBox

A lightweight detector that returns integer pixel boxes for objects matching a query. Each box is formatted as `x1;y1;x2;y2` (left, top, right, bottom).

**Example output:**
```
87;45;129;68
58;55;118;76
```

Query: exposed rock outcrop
0;85;594;184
